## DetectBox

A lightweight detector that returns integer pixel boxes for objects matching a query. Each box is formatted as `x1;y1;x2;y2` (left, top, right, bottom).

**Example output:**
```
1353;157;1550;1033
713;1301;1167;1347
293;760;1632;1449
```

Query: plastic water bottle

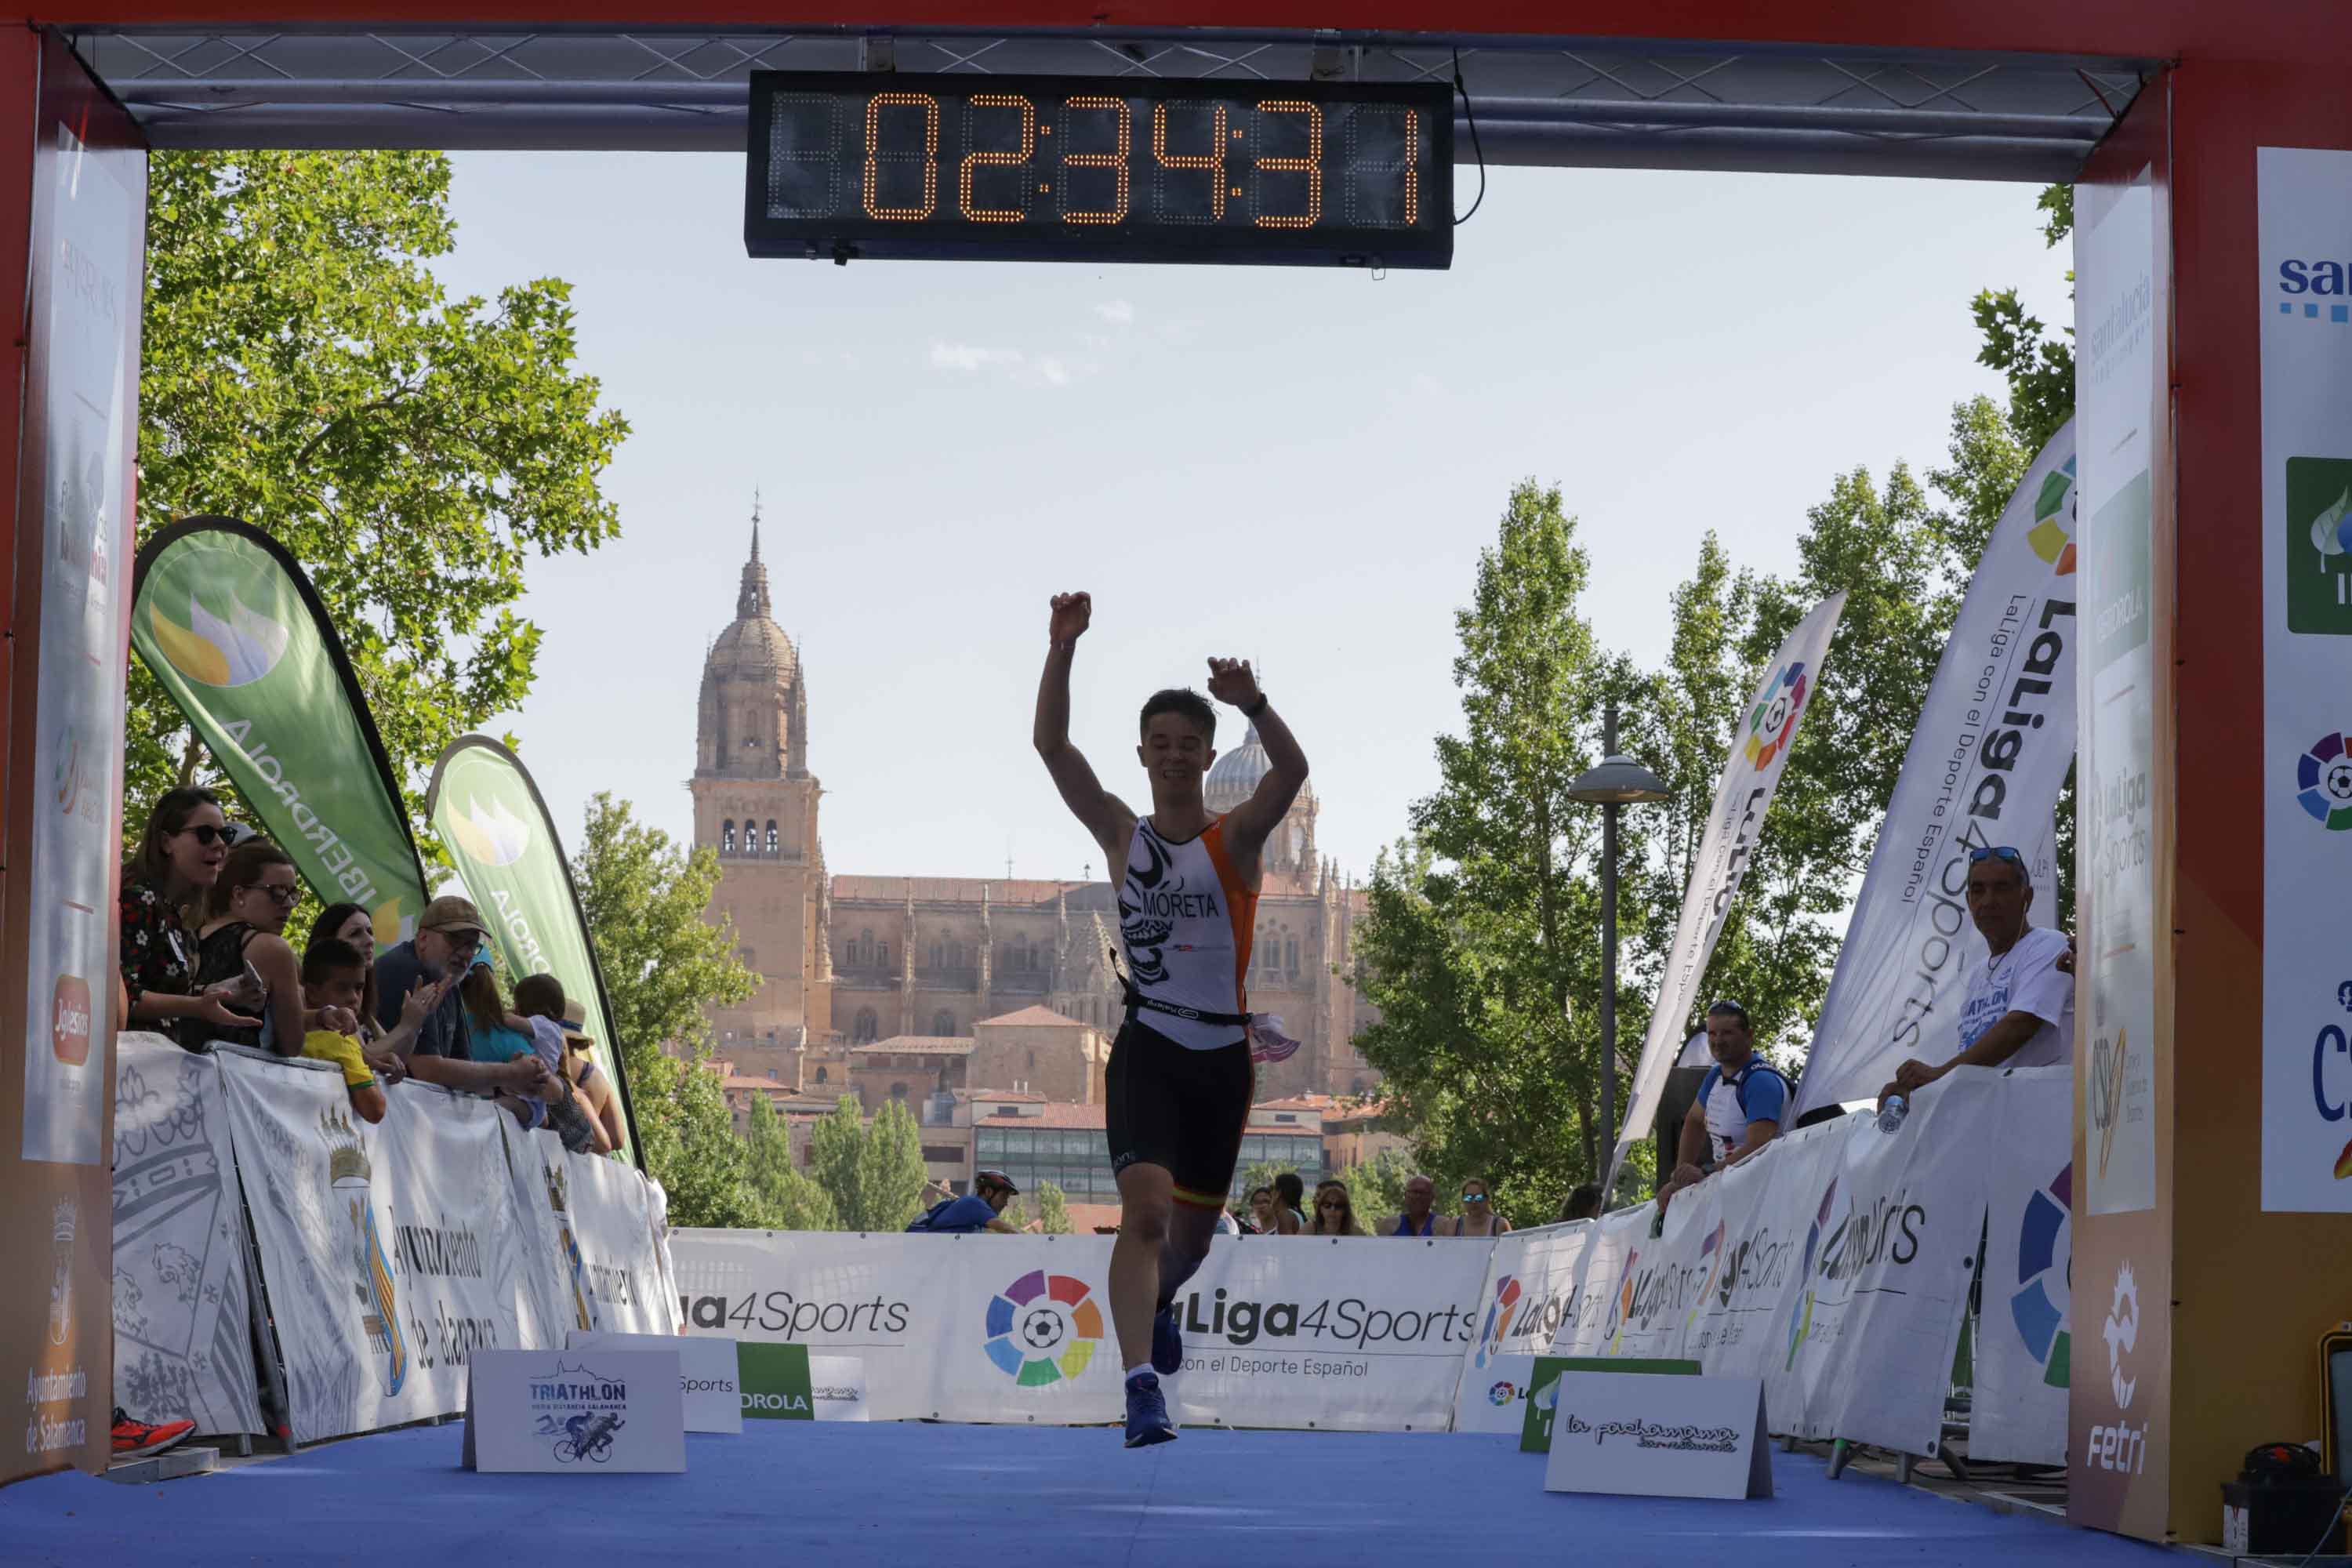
1878;1094;1909;1134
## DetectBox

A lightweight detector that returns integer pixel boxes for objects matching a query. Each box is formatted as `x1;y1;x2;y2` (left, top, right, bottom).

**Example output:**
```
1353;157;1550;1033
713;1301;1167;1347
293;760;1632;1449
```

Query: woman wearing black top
118;786;260;1045
185;839;344;1054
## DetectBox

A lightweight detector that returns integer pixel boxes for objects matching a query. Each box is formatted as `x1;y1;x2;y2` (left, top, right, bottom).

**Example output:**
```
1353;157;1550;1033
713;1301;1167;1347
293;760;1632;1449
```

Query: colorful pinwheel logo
1744;662;1809;770
1786;1176;1837;1370
982;1269;1102;1387
2009;1163;2071;1389
2296;730;2352;831
2025;458;2078;576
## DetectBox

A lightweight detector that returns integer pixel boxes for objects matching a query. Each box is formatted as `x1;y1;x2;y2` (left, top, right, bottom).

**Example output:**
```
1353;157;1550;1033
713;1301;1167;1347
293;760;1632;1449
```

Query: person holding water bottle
1877;844;2074;1130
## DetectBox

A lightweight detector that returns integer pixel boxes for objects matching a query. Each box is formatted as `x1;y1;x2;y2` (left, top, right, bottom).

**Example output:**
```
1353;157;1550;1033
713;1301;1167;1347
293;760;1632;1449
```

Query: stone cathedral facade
695;519;1378;1102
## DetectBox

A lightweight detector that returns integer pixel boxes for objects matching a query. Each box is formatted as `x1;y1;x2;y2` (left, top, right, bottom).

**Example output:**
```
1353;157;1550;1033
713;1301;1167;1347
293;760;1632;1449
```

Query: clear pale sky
430;152;2071;884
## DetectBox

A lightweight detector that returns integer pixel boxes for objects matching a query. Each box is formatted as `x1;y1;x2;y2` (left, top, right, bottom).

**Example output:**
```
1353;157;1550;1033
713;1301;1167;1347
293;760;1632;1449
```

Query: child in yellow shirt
300;938;387;1123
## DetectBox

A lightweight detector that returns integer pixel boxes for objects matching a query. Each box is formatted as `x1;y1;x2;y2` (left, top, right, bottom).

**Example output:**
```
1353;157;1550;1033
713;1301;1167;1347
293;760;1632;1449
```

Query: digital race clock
745;72;1454;269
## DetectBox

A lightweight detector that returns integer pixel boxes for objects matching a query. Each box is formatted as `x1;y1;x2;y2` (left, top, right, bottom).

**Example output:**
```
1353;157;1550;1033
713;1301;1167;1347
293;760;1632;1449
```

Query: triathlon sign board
463;1348;686;1474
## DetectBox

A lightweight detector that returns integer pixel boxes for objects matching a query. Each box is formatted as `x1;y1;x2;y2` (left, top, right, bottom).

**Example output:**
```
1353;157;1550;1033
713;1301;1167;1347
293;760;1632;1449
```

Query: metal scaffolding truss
69;27;2158;180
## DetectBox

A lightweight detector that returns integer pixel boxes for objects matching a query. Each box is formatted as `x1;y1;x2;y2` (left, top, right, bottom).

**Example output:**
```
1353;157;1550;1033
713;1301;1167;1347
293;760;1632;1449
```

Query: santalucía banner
1608;592;1847;1192
130;517;432;945
1788;421;2080;1118
427;737;639;1163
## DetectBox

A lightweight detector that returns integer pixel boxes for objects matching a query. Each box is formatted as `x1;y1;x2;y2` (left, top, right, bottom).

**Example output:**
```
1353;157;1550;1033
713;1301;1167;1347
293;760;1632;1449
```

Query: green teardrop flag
131;517;430;943
427;736;639;1165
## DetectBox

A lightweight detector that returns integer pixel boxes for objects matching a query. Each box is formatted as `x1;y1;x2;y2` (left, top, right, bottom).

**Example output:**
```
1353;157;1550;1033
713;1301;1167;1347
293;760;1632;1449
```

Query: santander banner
1609;593;1847;1192
1788;421;2080;1118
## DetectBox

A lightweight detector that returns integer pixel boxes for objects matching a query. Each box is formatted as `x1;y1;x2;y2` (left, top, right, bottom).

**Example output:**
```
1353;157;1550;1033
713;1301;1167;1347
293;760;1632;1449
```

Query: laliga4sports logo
147;588;291;688
1474;1275;1522;1370
2294;728;2352;831
450;796;533;867
1743;662;1809;771
982;1269;1103;1387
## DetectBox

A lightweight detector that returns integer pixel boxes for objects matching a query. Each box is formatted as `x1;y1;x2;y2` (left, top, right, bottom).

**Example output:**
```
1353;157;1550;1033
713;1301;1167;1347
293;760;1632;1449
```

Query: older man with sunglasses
1879;844;2075;1109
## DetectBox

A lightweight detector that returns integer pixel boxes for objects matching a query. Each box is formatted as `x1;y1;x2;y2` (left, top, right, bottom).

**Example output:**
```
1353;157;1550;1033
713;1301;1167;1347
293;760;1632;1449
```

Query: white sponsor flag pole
1787;421;2079;1120
1606;593;1846;1196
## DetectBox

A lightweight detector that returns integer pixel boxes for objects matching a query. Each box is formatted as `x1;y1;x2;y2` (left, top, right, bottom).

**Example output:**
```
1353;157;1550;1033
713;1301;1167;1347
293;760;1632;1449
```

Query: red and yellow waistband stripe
1171;1181;1228;1211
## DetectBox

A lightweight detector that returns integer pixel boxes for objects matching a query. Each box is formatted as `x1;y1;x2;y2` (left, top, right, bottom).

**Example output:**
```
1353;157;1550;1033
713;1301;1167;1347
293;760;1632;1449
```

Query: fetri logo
2025;457;2078;575
450;796;532;866
1743;662;1809;770
2278;257;2352;324
2102;1263;2139;1409
2007;1163;2072;1391
50;975;91;1065
147;589;291;688
2294;729;2352;831
982;1269;1102;1386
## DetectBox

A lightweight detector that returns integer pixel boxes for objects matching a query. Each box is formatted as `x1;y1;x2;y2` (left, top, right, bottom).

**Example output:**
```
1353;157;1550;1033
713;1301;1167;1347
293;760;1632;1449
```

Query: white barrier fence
108;1033;677;1445
677;1063;2071;1457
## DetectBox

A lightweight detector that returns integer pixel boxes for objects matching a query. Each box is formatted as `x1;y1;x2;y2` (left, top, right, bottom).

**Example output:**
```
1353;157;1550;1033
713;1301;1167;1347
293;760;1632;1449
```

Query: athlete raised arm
1032;590;1312;1450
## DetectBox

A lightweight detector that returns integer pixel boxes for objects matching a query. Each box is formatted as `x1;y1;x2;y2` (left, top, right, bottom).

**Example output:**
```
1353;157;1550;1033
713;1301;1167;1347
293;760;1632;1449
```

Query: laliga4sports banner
1788;423;2080;1118
673;1229;1493;1431
1610;593;1847;1192
427;737;638;1163
131;517;430;944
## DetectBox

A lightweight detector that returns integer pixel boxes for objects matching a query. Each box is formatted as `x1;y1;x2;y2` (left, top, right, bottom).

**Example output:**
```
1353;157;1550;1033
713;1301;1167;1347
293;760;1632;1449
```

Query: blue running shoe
1151;1303;1182;1377
1123;1374;1178;1448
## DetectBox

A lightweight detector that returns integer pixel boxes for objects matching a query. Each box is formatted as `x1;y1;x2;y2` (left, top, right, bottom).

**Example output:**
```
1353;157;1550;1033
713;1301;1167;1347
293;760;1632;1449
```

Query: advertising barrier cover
110;1033;263;1437
1970;1065;2074;1465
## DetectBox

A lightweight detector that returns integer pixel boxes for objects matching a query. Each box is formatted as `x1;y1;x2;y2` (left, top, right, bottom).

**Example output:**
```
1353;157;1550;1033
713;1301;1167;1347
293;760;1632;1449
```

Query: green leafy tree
1353;481;1616;1212
572;793;760;1226
129;149;627;850
1969;183;2075;456
809;1098;928;1233
1338;1150;1414;1232
1036;1181;1073;1236
744;1094;838;1232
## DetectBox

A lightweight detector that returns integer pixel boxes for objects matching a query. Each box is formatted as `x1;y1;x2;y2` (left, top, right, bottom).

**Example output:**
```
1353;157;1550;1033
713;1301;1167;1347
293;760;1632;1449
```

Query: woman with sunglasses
1303;1179;1363;1236
187;839;344;1055
1440;1177;1512;1239
119;787;263;1043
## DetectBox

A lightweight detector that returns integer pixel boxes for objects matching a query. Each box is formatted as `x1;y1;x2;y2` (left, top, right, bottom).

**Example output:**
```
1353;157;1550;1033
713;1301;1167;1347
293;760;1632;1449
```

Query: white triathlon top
1116;815;1257;1050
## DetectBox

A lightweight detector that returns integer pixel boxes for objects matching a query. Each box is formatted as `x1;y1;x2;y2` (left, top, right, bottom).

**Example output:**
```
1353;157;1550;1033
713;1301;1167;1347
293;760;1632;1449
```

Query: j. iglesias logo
1743;662;1810;771
2293;728;2352;831
50;975;92;1066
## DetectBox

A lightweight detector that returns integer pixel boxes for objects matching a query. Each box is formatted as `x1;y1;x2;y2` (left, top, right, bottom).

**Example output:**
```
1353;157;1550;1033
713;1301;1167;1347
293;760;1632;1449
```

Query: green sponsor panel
2285;456;2352;636
736;1341;815;1421
2086;472;2154;672
131;517;430;941
427;738;639;1163
1521;1357;1699;1453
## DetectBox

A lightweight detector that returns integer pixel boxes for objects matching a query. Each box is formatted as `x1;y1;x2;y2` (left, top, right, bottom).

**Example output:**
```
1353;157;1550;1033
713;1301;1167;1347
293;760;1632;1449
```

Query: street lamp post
1567;701;1670;1194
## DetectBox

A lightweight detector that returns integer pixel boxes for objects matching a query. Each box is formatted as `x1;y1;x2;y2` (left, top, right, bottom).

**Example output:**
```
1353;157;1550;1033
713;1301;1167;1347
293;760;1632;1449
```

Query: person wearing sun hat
372;895;546;1098
554;996;626;1154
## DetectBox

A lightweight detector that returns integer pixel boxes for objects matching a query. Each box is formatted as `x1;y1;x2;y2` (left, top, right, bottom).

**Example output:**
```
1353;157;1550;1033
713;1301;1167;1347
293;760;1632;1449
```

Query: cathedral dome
697;504;806;780
1204;724;1315;814
706;610;796;684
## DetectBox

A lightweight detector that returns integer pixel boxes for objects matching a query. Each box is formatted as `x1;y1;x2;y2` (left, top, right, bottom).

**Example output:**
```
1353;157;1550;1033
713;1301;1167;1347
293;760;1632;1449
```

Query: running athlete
1032;590;1309;1448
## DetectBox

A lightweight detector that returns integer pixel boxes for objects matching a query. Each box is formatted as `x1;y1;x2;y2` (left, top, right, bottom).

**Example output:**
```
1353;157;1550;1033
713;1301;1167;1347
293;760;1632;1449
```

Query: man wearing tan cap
372;895;551;1098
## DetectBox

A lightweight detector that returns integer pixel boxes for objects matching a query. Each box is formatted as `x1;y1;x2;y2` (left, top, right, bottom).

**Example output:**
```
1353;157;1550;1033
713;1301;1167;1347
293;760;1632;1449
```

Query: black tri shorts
1105;1014;1253;1213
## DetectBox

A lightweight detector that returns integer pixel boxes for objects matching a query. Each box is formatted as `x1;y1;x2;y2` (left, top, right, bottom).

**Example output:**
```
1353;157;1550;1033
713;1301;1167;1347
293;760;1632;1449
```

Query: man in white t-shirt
1881;844;2074;1105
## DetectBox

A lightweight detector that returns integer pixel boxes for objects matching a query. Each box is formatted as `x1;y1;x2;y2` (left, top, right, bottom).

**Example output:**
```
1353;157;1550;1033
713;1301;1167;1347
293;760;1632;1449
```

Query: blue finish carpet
2;1422;2182;1567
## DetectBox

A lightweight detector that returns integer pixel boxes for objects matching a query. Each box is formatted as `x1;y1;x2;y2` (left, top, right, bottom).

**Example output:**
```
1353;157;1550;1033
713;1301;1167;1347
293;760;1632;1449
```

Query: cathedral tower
693;505;830;1069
